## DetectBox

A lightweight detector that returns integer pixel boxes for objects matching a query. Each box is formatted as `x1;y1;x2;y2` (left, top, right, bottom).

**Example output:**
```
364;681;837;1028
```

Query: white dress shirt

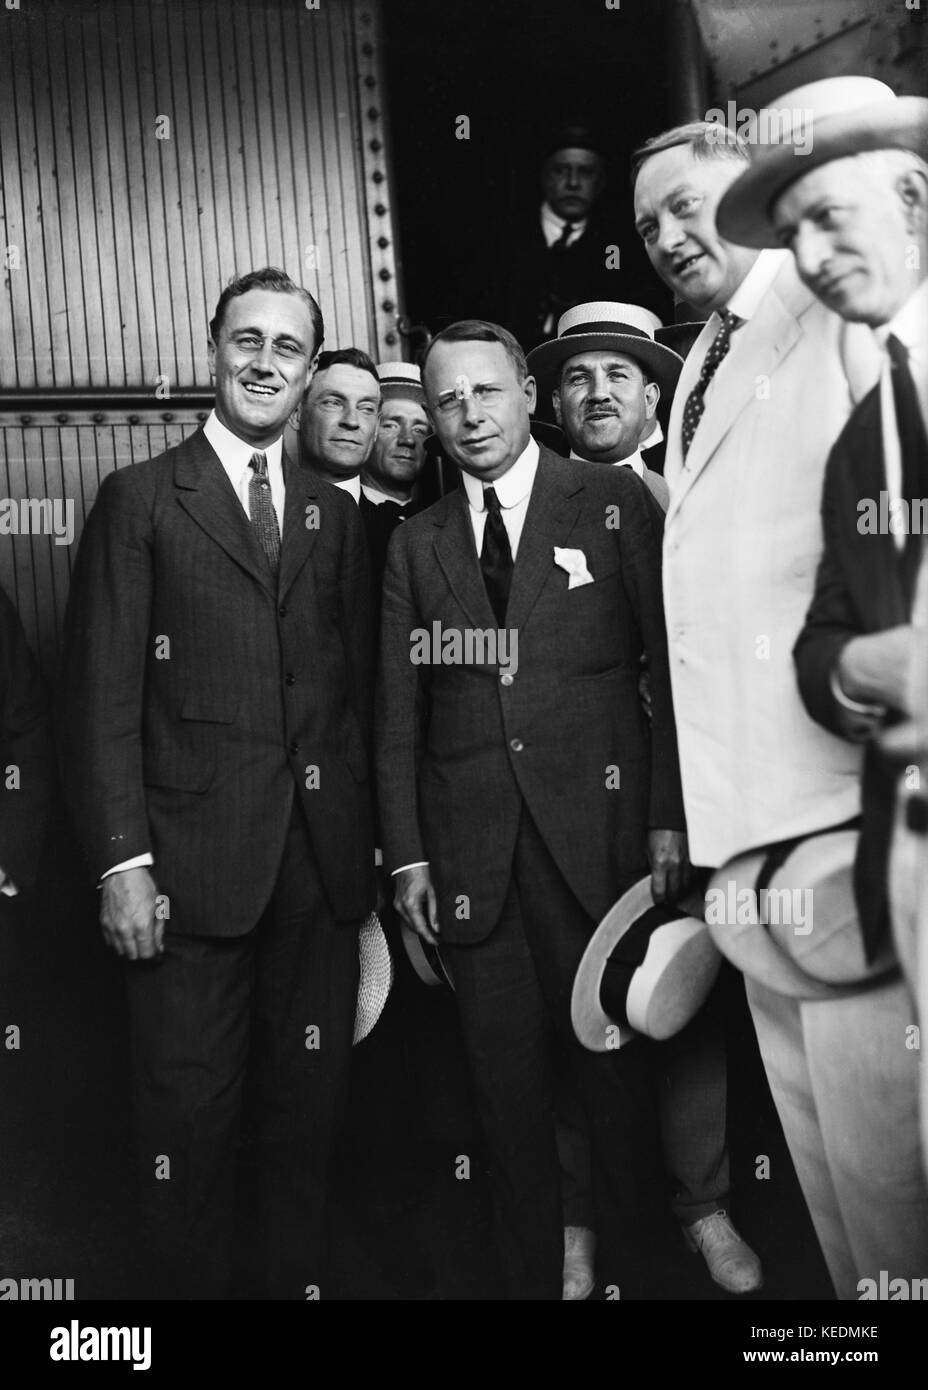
641;419;664;451
103;411;288;882
361;482;405;506
460;437;539;558
333;474;362;504
540;201;587;249
204;409;286;530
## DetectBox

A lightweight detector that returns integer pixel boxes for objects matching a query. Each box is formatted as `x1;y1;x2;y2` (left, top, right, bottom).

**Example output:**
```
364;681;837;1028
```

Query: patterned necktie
480;485;513;625
248;451;280;576
681;308;743;458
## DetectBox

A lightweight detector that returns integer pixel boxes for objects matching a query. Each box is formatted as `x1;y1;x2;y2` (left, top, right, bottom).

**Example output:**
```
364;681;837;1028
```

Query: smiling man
376;318;691;1298
632;106;892;1298
527;301;679;510
715;78;928;1288
59;267;377;1299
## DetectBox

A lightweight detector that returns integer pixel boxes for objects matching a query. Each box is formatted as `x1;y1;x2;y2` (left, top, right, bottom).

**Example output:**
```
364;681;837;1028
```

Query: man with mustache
59;267;377;1299
527;300;759;1295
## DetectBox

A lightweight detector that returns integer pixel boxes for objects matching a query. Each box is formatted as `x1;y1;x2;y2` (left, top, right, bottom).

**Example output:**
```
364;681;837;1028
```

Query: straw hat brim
716;98;928;250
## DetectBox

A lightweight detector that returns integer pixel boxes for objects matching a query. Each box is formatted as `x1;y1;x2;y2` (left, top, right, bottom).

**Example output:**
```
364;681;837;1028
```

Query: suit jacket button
509;737;524;752
278;604;288;618
285;672;296;686
288;740;300;756
500;672;514;686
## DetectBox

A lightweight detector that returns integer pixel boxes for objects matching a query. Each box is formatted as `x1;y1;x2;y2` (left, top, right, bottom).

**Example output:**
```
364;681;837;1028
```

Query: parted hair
631;121;750;186
421;319;528;388
209;267;324;352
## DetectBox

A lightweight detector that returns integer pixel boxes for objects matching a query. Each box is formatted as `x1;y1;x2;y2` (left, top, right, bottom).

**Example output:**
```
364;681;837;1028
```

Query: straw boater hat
571;877;721;1052
716;76;928;250
376;360;426;403
353;911;394;1044
526;302;684;400
705;825;898;1000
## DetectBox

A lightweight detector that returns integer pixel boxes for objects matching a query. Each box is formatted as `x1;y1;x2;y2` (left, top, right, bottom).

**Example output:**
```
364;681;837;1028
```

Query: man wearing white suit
632;111;894;1298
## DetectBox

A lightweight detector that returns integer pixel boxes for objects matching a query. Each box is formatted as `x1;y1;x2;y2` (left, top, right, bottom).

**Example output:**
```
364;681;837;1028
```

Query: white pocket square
553;546;594;590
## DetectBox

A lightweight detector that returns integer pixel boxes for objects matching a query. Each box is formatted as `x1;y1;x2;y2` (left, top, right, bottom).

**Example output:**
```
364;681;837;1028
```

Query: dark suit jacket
59;430;376;935
359;493;422;588
0;586;51;891
463;210;669;353
793;385;915;956
376;445;685;944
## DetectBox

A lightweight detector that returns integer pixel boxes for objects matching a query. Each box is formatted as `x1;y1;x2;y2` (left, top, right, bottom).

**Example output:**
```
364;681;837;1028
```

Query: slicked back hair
421;319;529;394
312;346;381;389
209;267;324;353
631;122;750;188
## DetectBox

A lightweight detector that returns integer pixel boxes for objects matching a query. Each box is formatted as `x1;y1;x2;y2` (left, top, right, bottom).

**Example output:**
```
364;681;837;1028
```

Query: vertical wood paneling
0;0;400;667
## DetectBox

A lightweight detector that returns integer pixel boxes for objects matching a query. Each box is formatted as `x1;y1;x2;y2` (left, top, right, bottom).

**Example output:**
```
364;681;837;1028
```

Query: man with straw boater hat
527;301;679;511
528;302;763;1294
709;75;928;1296
630;84;890;1299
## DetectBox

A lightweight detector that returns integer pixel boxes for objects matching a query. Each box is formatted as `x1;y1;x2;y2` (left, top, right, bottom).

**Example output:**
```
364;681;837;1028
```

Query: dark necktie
888;334;928;506
248;451;280;576
551;220;576;252
480;486;513;625
681;308;743;458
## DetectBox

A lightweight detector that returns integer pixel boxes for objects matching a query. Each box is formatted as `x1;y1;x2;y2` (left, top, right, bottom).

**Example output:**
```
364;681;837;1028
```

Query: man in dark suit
59;267;377;1299
0;585;51;900
376;318;688;1298
463;120;667;355
360;362;428;584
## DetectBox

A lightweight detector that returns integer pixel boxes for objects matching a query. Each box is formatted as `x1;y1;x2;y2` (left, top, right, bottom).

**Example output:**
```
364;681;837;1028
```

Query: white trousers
746;974;928;1299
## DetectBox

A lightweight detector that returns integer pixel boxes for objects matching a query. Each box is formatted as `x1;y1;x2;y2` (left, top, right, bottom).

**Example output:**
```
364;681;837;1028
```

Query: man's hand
648;829;690;905
838;626;915;717
393;864;439;945
100;866;162;961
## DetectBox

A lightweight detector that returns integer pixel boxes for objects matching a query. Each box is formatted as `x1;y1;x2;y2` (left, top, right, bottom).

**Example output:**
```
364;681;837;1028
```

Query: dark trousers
124;804;359;1299
442;806;670;1300
557;992;731;1230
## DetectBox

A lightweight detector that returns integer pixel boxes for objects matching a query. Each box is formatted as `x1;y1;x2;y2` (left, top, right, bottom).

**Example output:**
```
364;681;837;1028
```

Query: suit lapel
278;454;321;601
673;287;805;520
505;450;582;632
174;431;276;597
666;260;810;523
432;489;498;629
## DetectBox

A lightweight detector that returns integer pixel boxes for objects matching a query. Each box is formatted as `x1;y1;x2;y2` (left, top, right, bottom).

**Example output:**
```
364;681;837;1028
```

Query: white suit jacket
663;252;881;868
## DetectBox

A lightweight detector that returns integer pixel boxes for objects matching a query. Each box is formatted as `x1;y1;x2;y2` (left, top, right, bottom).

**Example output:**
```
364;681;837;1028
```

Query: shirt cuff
0;876;18;898
100;853;154;884
830;666;886;717
391;861;429;876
